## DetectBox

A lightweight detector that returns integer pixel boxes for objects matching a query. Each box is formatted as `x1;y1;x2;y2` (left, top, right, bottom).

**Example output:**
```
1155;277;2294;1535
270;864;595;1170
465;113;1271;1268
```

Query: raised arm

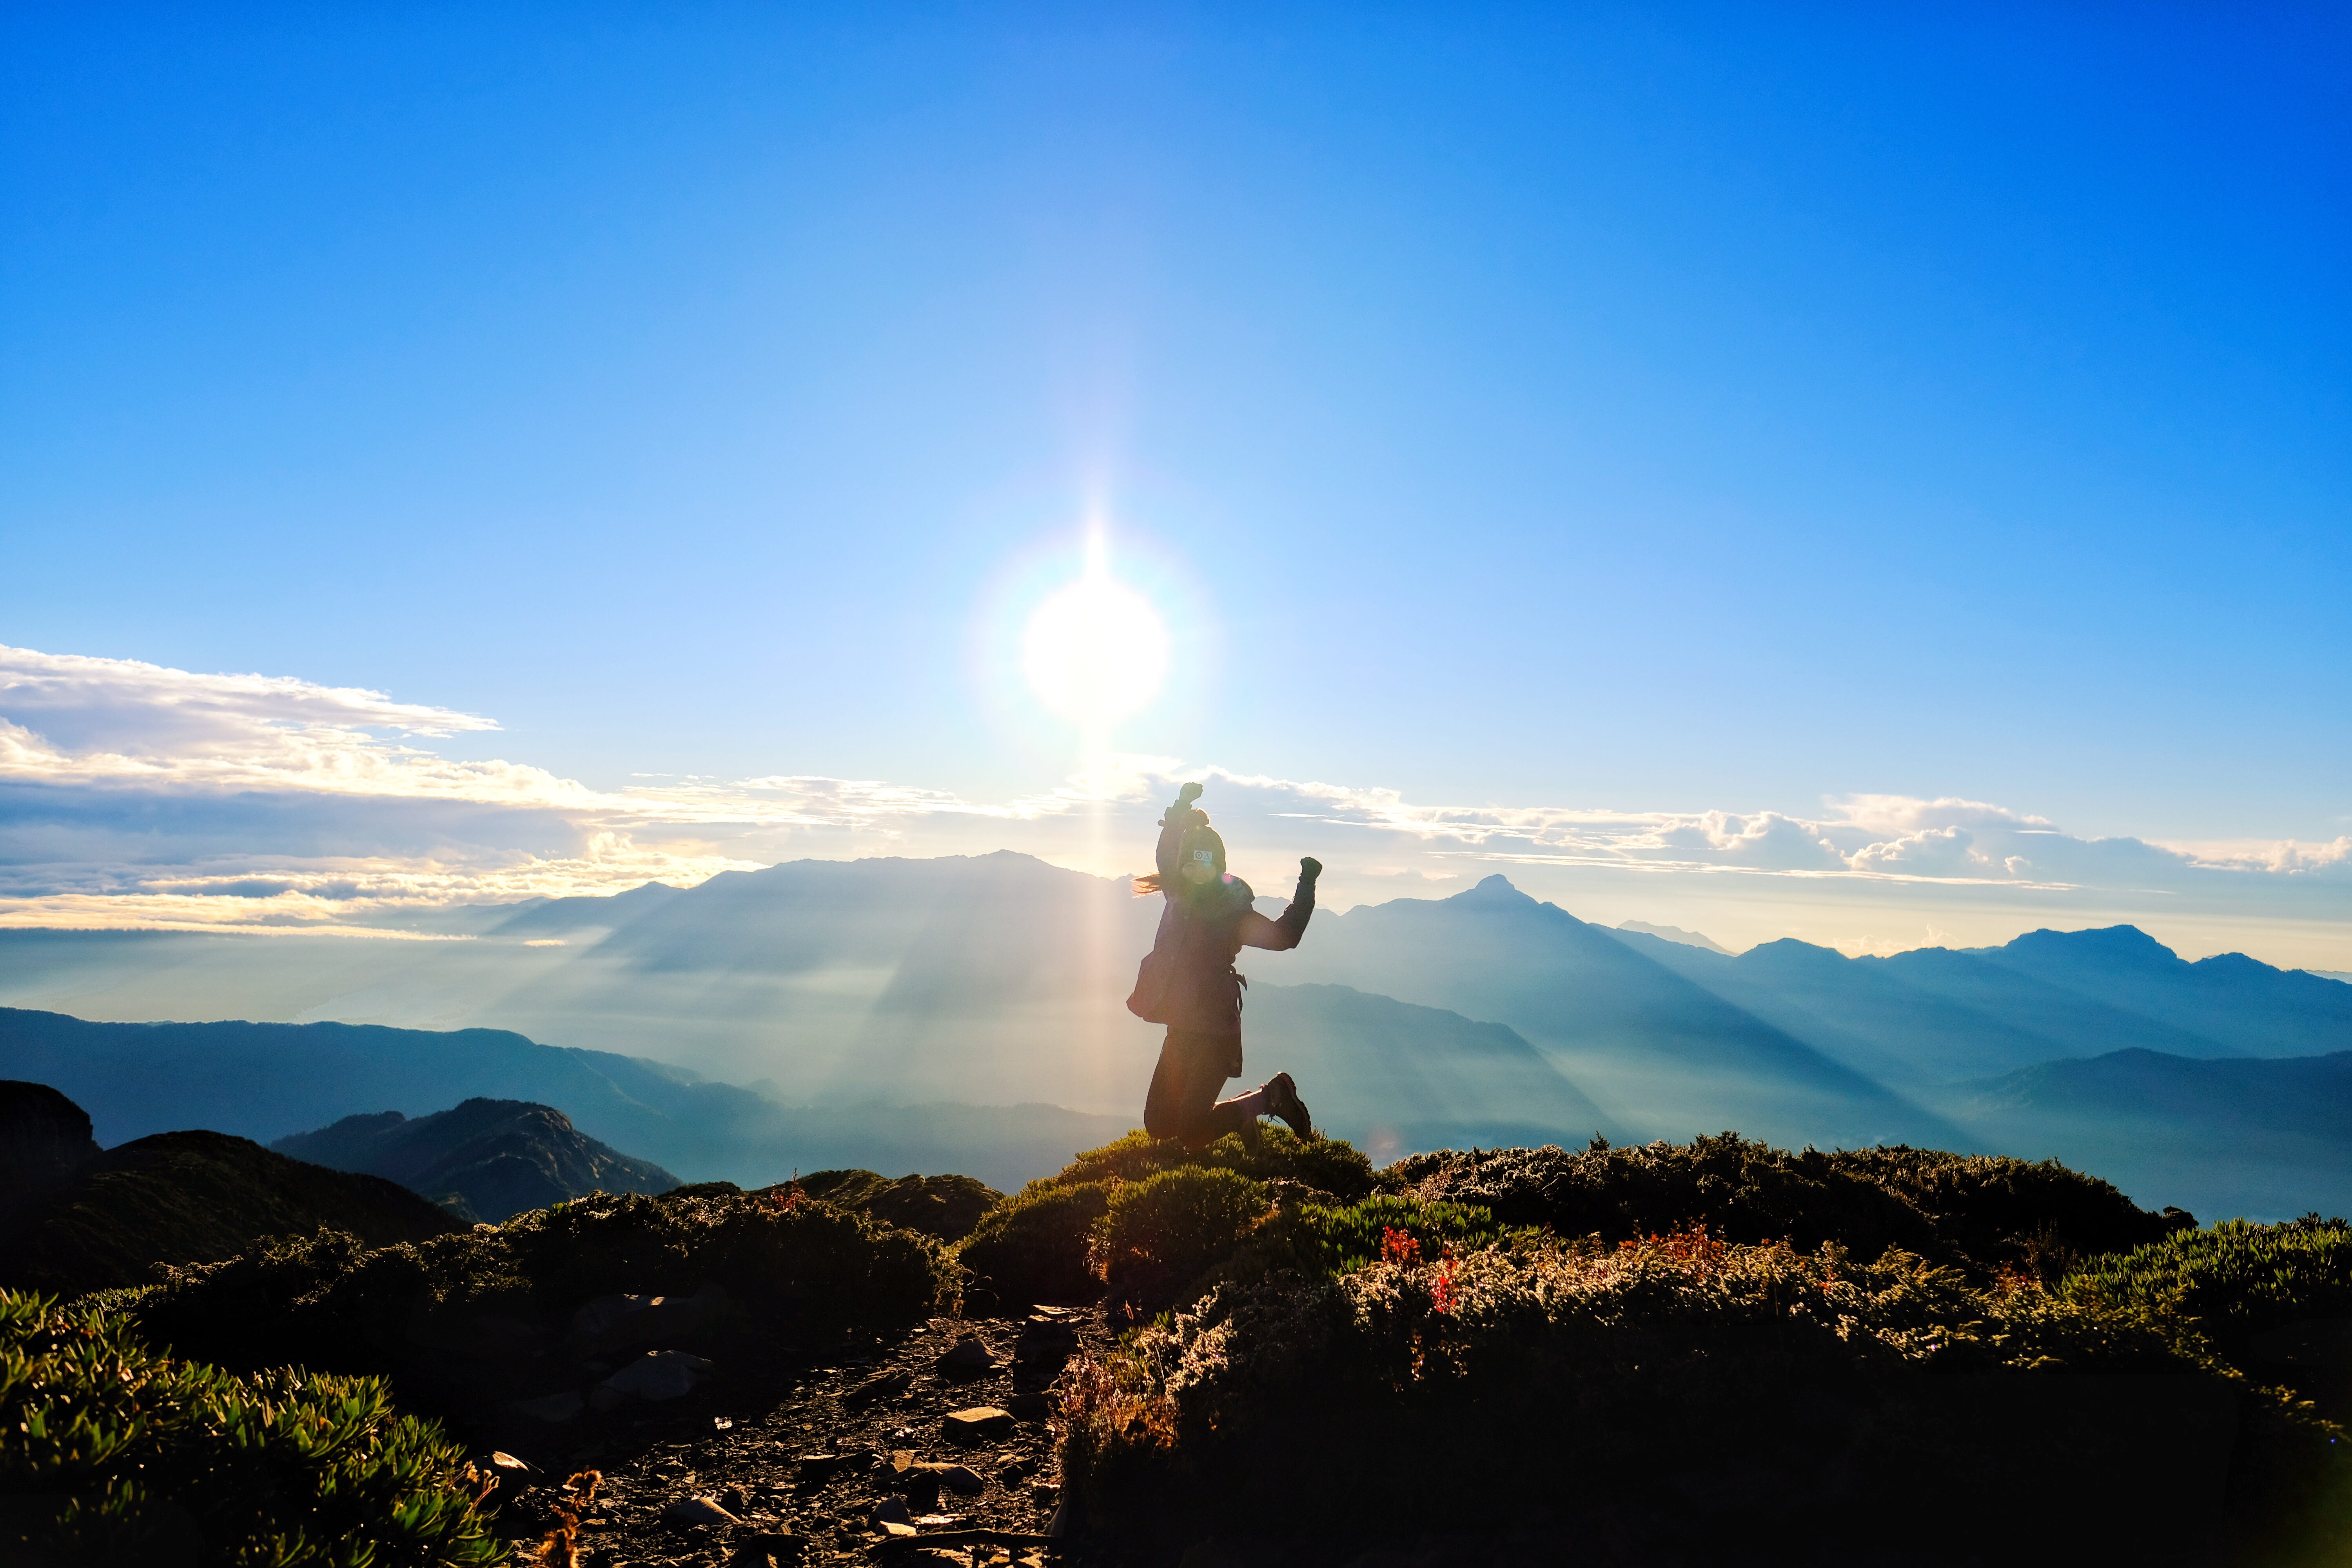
1240;857;1323;951
1155;781;1206;882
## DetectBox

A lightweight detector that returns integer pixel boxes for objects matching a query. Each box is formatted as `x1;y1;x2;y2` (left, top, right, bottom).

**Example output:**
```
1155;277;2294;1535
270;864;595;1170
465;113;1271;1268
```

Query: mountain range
2;852;2347;1215
273;1098;681;1221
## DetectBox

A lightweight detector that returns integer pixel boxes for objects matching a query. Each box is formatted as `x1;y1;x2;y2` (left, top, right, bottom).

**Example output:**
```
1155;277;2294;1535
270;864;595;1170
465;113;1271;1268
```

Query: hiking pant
1144;1028;1250;1150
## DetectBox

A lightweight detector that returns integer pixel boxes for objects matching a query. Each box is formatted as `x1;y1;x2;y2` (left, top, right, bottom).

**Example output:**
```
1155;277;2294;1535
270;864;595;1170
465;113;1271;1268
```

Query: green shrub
1094;1169;1270;1294
958;1181;1114;1307
0;1289;502;1567
2066;1217;2352;1358
1059;1230;2338;1564
1060;1128;1390;1201
1393;1134;2179;1279
134;1190;957;1383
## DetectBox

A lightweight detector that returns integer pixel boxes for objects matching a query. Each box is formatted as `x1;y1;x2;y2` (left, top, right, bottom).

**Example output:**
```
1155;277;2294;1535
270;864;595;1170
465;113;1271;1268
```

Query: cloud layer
2;645;2346;963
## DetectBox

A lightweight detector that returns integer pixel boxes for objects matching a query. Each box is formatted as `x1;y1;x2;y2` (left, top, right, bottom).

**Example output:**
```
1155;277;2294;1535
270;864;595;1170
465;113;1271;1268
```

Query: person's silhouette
1127;779;1321;1149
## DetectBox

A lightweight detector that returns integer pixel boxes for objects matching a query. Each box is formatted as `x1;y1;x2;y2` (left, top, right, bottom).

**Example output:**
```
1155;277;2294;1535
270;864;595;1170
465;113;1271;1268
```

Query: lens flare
1022;544;1169;729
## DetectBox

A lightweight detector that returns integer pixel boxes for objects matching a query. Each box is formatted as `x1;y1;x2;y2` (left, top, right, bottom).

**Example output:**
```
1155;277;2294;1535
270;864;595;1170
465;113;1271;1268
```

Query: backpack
1126;947;1172;1025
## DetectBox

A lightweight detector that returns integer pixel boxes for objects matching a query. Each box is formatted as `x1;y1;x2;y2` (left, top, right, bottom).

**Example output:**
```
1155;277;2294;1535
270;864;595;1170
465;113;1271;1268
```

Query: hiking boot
1263;1073;1314;1140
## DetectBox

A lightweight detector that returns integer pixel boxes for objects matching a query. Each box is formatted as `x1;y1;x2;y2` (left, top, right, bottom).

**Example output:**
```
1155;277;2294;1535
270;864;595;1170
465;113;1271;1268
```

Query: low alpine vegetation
131;1188;958;1387
0;1289;503;1567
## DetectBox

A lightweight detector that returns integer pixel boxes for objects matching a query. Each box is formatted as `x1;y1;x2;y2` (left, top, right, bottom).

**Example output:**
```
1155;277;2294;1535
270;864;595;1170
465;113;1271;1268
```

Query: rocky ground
477;1307;1107;1567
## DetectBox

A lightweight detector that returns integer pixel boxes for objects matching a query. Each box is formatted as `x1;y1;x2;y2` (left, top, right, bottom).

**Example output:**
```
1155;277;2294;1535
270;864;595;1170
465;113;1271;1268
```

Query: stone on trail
592;1348;713;1408
944;1406;1014;1443
848;1367;914;1405
1002;1392;1054;1422
664;1494;742;1529
937;1464;986;1494
938;1334;996;1375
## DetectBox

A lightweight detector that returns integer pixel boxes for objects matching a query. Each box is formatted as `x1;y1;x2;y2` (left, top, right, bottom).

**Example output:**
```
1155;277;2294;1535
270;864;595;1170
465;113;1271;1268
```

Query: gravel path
480;1307;1108;1567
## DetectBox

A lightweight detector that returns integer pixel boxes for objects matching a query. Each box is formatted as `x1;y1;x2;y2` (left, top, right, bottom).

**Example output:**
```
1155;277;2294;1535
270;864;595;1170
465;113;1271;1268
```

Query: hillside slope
0;1118;460;1296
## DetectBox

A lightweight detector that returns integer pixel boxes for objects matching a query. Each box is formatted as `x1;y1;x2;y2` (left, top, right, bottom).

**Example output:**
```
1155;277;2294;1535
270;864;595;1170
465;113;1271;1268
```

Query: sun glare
1022;542;1169;730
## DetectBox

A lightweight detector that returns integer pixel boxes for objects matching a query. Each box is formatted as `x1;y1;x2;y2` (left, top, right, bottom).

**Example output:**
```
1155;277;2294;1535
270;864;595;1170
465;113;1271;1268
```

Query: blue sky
3;4;2347;964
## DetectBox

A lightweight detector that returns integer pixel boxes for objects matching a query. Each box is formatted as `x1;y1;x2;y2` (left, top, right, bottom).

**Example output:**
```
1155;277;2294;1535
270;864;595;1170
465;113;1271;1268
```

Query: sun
1022;547;1169;730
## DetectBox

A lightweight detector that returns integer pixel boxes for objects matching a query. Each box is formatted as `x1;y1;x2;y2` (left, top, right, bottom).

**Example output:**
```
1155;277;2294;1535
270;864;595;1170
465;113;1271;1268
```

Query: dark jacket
1141;812;1315;1037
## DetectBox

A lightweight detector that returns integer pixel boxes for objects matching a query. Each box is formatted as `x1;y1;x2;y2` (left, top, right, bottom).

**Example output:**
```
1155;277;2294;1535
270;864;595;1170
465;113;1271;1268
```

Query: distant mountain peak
1453;874;1535;907
1998;924;2181;967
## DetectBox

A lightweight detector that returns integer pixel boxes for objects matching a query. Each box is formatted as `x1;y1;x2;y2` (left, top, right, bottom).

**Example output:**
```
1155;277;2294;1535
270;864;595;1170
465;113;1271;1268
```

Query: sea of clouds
2;644;2346;965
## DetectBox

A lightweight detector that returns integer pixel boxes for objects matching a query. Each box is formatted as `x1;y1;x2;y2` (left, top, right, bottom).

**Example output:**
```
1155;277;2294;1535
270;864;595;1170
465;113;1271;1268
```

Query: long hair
1134;820;1227;896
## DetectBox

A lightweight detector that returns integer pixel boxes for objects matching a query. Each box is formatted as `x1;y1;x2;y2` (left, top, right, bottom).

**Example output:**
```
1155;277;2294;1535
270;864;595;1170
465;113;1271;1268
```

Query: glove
1299;857;1324;882
1176;781;1204;806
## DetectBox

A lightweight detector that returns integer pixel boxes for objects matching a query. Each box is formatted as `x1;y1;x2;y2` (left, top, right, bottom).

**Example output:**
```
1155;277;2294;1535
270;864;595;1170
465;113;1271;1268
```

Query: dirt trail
482;1306;1110;1566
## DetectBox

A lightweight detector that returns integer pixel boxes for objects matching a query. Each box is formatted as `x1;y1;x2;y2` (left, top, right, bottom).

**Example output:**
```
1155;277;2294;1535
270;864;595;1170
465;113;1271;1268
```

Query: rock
880;1521;921;1539
570;1283;731;1356
719;1484;751;1512
730;1530;804;1567
665;1494;743;1529
590;1349;713;1409
871;1497;914;1526
512;1390;584;1423
1002;1392;1055;1423
999;1460;1033;1486
937;1335;995;1376
935;1464;985;1495
943;1407;1014;1444
847;1367;913;1405
795;1452;841;1482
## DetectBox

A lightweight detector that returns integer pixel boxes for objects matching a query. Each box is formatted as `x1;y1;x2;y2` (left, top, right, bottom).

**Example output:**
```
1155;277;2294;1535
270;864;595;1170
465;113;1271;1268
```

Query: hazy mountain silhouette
1615;920;1733;955
486;879;686;938
1282;875;1962;1149
273;1098;681;1221
1953;1048;2352;1221
3;855;2347;1212
0;1082;459;1295
1612;924;2352;1086
1241;982;1622;1161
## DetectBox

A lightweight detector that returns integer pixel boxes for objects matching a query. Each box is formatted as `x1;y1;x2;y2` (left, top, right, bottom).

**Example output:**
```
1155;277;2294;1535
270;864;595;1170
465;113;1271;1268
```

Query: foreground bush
1060;1228;2346;1564
1094;1168;1270;1295
133;1189;956;1385
2067;1216;2352;1362
1395;1133;2186;1279
0;1290;501;1567
958;1181;1114;1306
957;1128;1391;1308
